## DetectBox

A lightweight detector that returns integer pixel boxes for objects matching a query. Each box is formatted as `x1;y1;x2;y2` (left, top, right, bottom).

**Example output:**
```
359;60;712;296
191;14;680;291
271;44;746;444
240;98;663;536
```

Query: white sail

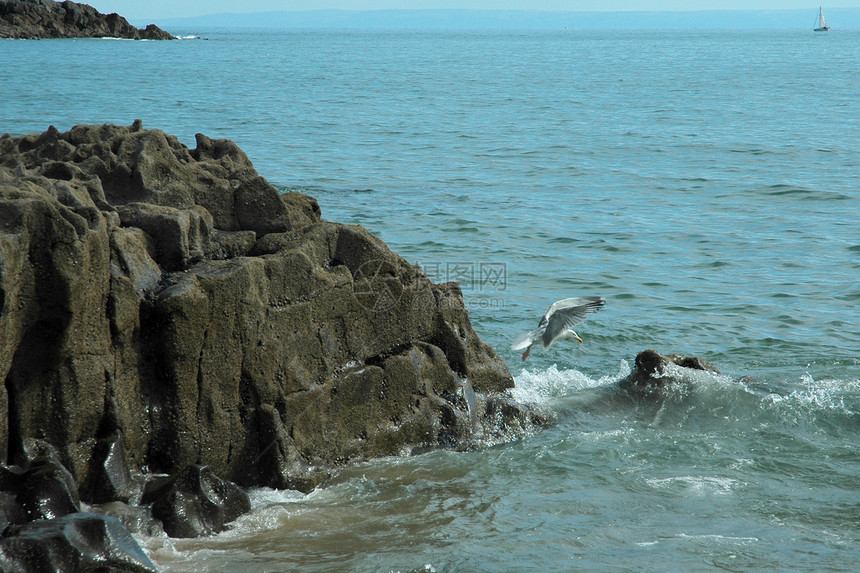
814;7;830;31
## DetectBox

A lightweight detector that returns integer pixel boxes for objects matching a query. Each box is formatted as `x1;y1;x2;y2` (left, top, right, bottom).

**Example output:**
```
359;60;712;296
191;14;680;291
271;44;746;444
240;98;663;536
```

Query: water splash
510;359;631;405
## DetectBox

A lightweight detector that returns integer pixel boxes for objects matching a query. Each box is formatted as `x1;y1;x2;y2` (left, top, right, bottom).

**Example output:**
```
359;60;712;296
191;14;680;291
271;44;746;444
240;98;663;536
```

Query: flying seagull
511;296;606;361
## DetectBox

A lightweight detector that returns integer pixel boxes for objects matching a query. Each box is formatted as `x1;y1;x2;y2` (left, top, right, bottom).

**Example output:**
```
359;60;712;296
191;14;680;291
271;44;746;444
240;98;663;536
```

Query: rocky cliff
0;0;175;39
0;121;543;504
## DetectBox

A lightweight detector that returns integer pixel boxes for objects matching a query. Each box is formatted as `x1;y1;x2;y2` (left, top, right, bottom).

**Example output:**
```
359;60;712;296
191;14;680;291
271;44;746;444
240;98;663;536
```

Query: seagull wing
541;296;606;346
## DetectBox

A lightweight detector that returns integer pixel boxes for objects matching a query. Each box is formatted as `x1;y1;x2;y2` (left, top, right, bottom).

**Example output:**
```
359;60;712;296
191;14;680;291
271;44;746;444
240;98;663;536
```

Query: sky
84;1;860;21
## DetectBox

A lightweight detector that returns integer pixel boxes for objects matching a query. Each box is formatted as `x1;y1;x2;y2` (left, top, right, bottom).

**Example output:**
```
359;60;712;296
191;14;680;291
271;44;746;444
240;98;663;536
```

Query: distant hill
150;9;860;31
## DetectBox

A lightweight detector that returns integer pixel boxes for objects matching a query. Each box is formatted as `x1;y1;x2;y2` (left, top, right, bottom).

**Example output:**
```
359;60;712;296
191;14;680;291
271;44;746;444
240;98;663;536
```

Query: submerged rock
0;120;541;514
0;513;158;573
620;349;720;393
0;0;175;39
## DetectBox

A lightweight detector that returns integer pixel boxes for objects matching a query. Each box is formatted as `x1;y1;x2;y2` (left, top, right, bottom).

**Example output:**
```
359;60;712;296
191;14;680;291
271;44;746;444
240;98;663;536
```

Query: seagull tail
511;330;539;351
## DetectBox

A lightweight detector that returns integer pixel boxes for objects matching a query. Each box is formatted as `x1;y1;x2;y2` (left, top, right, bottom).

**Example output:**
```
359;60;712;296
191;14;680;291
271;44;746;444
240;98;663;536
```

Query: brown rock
0;121;541;501
620;349;720;392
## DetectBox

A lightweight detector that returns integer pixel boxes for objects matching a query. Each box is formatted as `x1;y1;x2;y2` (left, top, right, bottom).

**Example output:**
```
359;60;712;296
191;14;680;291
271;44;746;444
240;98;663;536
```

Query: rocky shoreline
0;119;728;571
0;121;552;569
0;0;175;40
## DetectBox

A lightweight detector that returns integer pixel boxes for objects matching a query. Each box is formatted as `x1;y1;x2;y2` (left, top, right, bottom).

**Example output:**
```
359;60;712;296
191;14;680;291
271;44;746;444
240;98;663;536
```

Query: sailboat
814;6;830;31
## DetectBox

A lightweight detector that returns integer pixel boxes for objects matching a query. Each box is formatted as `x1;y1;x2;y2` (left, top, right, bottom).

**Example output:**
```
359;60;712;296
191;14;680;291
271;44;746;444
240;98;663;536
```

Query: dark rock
245;403;331;493
88;501;164;537
0;512;158;573
0;492;25;531
80;431;136;504
620;349;720;392
140;23;173;40
0;456;80;523
141;465;251;538
0;0;176;40
0;121;542;501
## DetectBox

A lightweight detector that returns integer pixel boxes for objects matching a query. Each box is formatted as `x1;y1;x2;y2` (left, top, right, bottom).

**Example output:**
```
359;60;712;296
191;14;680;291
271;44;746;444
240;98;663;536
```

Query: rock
0;512;158;573
80;431;136;504
0;492;25;531
281;191;321;229
0;0;176;40
140;23;173;40
209;229;257;260
88;500;165;537
110;226;161;296
246;403;331;493
0;121;542;506
141;465;251;538
620;349;720;392
0;455;80;524
115;202;210;271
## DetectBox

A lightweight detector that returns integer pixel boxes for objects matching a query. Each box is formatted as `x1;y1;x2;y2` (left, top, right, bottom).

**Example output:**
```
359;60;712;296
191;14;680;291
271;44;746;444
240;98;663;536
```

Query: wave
758;184;849;201
644;475;741;496
511;360;859;433
511;360;630;405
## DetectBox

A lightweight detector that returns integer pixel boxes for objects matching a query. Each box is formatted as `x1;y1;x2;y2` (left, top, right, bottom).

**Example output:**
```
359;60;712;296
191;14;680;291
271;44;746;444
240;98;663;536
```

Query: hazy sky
86;1;860;21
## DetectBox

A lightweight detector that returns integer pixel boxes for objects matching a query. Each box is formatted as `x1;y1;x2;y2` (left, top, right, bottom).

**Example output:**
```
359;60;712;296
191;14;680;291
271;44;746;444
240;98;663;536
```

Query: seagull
511;296;606;361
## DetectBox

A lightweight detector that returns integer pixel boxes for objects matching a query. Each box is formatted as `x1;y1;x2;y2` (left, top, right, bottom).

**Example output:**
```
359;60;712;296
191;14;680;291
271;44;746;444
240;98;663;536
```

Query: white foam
134;487;312;571
674;533;759;544
645;475;740;496
763;373;859;416
511;359;630;405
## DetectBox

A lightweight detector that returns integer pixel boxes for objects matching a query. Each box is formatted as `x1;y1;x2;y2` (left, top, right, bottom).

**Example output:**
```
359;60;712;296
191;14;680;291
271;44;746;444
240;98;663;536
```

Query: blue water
2;27;859;572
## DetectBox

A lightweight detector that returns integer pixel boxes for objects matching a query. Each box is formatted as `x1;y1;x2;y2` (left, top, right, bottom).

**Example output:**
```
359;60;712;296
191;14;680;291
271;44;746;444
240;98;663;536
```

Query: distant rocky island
0;0;175;39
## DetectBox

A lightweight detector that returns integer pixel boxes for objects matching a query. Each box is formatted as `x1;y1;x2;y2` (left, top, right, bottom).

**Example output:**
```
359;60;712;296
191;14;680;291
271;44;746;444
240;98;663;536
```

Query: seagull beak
575;334;583;343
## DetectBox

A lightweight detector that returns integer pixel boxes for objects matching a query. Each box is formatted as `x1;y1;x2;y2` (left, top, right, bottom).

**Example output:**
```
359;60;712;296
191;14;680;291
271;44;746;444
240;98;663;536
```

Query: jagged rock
115;202;210;271
110;226;161;296
0;121;542;506
0;0;175;40
141;465;251;538
0;455;80;524
0;513;158;573
88;500;165;537
620;349;720;392
80;431;136;504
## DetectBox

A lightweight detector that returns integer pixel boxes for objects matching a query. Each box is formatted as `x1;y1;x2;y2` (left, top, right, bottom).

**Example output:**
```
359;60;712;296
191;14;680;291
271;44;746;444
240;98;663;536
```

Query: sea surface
2;27;859;572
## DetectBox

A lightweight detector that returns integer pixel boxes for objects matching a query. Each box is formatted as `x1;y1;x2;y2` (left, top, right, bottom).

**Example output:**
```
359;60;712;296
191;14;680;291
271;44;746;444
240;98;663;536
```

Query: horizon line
146;7;860;30
162;7;858;15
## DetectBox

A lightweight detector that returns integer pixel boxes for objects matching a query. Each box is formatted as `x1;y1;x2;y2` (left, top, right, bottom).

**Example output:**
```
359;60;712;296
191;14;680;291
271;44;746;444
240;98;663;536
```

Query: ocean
2;26;859;572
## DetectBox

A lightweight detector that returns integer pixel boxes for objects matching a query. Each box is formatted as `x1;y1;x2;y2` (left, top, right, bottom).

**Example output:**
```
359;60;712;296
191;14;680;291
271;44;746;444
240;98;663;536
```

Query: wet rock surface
620;349;721;393
0;121;544;552
0;0;175;39
141;465;251;538
0;513;158;572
